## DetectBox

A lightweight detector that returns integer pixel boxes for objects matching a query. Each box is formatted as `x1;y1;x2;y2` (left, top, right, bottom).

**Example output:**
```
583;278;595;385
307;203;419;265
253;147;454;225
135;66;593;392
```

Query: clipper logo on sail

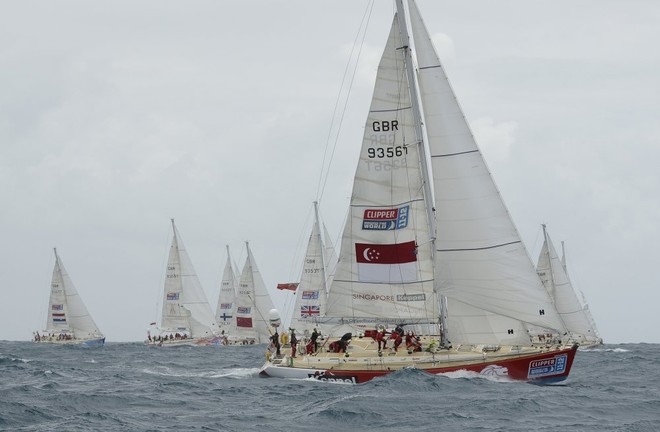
166;292;179;301
362;205;409;230
355;241;418;283
302;290;319;300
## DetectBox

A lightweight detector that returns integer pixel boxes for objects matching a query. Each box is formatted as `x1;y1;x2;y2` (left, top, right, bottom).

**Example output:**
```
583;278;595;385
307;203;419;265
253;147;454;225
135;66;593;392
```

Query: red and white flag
276;283;299;291
355;241;418;283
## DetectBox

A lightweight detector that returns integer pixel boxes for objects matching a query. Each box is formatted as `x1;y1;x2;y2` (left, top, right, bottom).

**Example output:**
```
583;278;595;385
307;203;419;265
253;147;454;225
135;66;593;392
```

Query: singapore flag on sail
355;240;418;283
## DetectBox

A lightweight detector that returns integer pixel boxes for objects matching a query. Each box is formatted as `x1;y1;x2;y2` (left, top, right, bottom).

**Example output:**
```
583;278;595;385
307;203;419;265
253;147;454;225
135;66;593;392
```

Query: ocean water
1;341;659;432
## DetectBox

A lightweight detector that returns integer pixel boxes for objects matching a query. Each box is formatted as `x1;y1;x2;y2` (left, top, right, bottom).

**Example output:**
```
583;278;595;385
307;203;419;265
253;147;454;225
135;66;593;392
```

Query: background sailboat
146;220;221;346
233;242;277;344
34;248;105;346
215;245;238;342
536;224;603;346
261;0;577;383
285;201;337;341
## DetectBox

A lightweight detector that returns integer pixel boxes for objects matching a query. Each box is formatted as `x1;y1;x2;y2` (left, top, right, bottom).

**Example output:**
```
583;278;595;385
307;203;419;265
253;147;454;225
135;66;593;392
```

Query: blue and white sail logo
362;205;409;230
527;354;568;378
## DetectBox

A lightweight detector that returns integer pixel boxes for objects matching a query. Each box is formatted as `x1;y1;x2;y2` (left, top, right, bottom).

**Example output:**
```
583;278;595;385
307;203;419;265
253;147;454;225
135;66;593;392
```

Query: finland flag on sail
355;241;418;283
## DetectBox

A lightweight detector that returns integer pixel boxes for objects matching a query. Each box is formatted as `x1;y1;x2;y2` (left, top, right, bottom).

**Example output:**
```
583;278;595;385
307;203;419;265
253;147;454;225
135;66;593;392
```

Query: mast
395;0;435;241
396;0;446;341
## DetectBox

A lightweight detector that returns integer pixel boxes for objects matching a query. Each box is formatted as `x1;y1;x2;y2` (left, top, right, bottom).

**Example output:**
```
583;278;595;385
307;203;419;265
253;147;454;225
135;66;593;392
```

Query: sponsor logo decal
528;354;568;378
302;290;319;300
362;205;409;230
308;371;358;384
220;303;232;309
396;294;425;302
52;304;63;310
237;306;251;314
166;292;179;301
480;365;509;377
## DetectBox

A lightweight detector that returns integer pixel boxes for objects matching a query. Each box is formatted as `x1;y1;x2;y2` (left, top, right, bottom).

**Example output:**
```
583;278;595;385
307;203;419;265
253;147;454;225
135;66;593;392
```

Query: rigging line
317;0;376;202
247;292;274;337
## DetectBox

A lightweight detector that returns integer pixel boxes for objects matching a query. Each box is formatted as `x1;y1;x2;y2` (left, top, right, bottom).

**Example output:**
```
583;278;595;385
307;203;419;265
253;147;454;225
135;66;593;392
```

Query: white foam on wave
578;347;630;353
437;369;516;383
209;368;260;379
1;355;32;363
143;366;260;379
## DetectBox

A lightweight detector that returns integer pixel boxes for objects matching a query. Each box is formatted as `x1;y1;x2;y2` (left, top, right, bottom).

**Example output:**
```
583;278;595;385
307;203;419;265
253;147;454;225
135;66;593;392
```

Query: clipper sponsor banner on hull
362;205;409;230
355;241;418;283
527;354;568;378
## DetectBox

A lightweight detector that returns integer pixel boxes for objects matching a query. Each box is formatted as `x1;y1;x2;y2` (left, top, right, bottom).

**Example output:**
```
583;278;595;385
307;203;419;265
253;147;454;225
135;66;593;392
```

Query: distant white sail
537;226;602;344
157;220;219;341
234;242;276;343
215;245;238;336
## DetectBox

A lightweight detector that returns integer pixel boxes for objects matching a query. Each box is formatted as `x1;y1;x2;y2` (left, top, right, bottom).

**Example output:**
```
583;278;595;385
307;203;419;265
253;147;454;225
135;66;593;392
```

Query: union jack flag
300;305;320;317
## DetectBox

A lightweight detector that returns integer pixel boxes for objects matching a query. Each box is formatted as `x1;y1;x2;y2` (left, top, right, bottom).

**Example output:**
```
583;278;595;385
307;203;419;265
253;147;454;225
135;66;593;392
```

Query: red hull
302;345;578;384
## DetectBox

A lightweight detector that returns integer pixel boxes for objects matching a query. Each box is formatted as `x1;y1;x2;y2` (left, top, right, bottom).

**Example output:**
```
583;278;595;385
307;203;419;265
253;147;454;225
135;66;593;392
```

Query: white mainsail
42;248;104;342
234;242;276;343
325;14;438;324
215;245;238;335
537;225;601;344
159;220;219;339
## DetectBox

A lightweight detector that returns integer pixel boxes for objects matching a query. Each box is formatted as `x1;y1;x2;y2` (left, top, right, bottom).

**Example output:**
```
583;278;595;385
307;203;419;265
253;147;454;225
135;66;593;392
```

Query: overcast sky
2;1;658;344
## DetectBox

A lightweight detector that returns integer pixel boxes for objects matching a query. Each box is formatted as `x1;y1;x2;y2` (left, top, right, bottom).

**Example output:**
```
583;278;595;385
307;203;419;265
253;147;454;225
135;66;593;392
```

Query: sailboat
33;248;105;346
146;220;222;346
215;245;238;344
260;0;578;383
233;241;277;344
285;201;338;341
536;225;603;347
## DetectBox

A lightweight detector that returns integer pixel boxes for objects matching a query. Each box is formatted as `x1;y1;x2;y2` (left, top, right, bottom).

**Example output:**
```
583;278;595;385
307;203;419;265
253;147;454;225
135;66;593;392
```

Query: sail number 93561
367;146;408;158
